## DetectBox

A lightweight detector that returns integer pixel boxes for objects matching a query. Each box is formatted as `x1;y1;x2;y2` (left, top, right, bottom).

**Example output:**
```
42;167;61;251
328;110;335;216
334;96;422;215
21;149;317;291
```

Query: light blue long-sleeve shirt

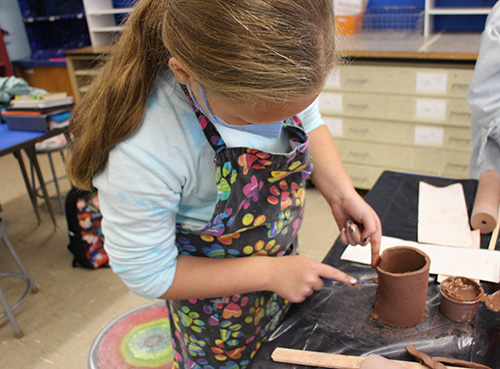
468;1;500;179
93;72;325;299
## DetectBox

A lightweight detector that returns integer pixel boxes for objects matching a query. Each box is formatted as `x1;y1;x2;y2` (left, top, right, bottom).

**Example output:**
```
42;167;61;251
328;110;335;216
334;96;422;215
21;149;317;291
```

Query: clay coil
471;170;500;234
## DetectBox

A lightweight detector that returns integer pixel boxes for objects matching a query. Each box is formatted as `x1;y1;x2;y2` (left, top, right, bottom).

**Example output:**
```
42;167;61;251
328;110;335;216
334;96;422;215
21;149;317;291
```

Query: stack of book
2;92;74;132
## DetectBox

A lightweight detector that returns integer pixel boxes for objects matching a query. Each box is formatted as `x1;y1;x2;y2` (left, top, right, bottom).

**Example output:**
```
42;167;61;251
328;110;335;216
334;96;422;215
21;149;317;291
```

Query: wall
0;0;31;61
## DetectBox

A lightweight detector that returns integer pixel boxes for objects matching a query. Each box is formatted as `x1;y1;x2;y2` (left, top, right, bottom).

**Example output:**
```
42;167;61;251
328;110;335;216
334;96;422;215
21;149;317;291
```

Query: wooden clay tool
471;170;500;234
487;205;500;250
271;348;464;369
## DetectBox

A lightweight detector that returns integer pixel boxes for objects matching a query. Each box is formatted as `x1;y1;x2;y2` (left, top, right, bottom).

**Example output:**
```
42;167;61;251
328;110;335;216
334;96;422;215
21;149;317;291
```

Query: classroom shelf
83;0;136;46
424;0;495;36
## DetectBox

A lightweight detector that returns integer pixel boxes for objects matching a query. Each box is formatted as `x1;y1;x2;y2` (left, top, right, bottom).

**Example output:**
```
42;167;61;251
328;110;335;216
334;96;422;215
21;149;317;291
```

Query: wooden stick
488;205;500;251
271;348;465;369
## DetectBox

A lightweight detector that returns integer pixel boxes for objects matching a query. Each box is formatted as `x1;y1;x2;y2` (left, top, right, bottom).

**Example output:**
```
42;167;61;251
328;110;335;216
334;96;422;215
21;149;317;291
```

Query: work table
250;171;499;368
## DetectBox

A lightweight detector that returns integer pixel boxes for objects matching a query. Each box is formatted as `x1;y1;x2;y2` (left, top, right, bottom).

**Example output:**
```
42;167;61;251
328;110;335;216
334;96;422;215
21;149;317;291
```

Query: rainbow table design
88;301;173;369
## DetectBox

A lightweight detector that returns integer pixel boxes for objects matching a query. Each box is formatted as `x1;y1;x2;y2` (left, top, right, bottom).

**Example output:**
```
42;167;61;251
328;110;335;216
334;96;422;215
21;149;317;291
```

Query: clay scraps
405;344;492;369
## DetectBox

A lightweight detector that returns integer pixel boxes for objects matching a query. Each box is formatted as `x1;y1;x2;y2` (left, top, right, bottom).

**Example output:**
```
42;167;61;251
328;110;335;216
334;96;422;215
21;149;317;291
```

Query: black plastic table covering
250;171;500;368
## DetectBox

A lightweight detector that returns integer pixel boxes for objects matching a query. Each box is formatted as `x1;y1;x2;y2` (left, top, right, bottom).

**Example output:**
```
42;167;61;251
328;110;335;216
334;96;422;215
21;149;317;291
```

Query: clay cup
373;246;431;327
439;276;483;322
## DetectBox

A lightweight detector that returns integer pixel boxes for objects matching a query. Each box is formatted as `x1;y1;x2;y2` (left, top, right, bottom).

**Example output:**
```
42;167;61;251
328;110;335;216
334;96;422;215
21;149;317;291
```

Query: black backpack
65;187;108;269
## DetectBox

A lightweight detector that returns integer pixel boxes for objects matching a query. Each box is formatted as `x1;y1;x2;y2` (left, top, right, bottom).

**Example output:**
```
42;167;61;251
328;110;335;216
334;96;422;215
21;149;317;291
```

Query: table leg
23;146;57;228
12;151;41;225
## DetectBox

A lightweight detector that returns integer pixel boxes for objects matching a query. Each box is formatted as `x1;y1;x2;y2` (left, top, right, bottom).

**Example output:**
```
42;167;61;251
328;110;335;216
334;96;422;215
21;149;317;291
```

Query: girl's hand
265;255;356;303
332;190;381;267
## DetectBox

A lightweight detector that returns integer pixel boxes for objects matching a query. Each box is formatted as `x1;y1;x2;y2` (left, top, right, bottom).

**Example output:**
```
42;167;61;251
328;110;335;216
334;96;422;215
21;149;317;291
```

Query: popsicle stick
271;348;464;369
488;206;500;251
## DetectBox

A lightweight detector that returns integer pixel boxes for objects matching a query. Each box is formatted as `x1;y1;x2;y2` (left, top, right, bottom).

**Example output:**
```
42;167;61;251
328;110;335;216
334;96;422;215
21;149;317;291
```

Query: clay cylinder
440;276;483;322
471;170;500;234
373;246;430;328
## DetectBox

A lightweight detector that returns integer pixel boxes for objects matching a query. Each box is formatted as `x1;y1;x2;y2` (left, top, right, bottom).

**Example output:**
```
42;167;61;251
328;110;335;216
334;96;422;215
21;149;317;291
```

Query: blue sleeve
94;141;181;300
298;97;325;133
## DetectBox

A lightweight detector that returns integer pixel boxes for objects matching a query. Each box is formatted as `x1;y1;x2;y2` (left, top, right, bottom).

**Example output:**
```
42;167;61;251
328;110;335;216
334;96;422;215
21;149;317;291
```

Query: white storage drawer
319;92;471;127
326;64;474;98
324;116;471;153
334;138;470;178
335;139;412;169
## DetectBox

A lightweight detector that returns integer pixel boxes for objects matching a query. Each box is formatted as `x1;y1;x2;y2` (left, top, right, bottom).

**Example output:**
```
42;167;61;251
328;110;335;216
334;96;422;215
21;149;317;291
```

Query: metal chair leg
47;152;65;215
29;148;67;218
0;220;37;338
1;233;37;293
0;286;23;338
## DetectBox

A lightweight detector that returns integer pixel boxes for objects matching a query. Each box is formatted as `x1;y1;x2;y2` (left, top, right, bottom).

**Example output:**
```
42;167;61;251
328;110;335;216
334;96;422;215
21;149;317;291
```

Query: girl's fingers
340;219;374;247
319;265;357;286
345;220;362;246
339;226;348;245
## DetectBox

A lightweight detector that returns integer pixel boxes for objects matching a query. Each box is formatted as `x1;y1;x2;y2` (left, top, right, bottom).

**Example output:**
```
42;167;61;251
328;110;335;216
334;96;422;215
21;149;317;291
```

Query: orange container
335;13;364;35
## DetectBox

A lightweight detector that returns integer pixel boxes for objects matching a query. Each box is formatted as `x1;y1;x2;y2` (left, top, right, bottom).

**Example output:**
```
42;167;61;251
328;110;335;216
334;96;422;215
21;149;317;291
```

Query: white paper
323;117;343;136
418;182;472;248
416;100;447;120
416;72;448;93
414;125;444;146
341;236;500;283
318;93;343;112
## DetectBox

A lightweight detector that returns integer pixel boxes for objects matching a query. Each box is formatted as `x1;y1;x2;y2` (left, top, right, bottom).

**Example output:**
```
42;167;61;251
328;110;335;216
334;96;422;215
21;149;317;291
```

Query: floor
0;149;340;369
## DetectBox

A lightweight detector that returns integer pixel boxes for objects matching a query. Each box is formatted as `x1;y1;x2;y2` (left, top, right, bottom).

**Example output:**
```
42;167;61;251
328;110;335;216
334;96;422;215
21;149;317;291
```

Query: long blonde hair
66;0;338;190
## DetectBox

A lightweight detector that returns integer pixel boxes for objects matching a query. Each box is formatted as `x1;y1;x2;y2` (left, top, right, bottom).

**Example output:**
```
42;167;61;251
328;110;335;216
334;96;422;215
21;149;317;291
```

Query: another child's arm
307;125;382;267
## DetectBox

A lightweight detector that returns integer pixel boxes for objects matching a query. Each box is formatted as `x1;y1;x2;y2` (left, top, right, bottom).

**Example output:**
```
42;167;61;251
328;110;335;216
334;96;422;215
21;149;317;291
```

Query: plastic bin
363;6;424;31
24;18;90;59
17;0;90;59
18;0;85;18
111;0;138;8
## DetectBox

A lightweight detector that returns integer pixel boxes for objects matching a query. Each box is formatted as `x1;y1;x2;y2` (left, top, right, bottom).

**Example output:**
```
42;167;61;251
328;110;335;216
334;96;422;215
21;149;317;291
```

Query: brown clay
485;290;500;312
441;277;483;301
406;345;446;369
406;345;493;369
372;246;430;328
439;277;483;322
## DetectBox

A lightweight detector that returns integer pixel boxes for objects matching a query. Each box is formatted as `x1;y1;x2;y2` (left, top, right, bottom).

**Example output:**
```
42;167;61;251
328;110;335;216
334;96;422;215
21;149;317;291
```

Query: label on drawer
326;70;341;87
416;72;448;93
323;117;343;136
416;99;447;120
318;93;343;112
414;125;444;146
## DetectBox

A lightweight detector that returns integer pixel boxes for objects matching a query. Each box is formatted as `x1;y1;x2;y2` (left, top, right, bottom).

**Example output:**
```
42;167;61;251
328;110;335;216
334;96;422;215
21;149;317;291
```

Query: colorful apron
167;94;313;369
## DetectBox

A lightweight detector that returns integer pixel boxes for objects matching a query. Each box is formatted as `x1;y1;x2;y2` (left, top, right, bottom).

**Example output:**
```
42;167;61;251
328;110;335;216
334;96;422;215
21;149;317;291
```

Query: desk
0;123;62;227
250;171;499;368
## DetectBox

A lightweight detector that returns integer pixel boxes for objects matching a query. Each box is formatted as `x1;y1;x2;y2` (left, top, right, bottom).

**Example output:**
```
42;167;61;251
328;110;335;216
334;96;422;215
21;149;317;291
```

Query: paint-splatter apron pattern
168;95;313;369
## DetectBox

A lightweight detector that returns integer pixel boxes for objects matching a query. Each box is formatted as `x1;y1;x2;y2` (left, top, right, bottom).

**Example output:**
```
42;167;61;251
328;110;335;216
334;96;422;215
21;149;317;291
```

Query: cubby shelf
424;0;493;36
83;0;134;46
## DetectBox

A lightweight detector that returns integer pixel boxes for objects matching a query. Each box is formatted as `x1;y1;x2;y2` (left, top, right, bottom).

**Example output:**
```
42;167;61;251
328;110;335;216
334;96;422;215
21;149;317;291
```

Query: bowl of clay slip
372;246;431;328
440;276;500;322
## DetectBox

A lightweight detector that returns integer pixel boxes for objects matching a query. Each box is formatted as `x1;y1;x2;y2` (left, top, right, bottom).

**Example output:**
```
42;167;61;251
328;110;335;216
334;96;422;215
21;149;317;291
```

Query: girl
66;0;382;368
